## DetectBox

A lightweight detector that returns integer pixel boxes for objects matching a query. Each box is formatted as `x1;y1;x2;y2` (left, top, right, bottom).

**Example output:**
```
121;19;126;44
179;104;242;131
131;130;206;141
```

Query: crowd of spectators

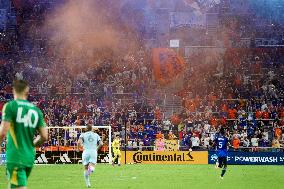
172;48;284;151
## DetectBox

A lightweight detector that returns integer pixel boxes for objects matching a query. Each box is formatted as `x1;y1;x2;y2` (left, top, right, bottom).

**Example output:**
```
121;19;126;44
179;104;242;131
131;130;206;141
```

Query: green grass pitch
0;164;283;189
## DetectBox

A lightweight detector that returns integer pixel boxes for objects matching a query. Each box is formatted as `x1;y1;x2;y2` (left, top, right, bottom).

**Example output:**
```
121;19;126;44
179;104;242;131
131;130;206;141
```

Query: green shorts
6;163;33;188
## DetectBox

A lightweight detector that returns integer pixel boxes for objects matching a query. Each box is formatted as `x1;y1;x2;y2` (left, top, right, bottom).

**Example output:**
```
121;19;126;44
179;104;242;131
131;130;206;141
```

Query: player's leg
220;157;228;179
84;150;98;188
112;150;118;166
15;167;32;189
6;164;29;189
216;157;223;169
84;164;91;188
117;150;122;166
215;158;219;169
88;162;96;176
82;151;91;188
88;150;98;174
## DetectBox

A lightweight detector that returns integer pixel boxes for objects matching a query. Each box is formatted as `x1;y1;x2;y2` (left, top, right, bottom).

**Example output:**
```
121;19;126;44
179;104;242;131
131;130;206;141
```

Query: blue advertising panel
209;151;284;165
0;153;5;164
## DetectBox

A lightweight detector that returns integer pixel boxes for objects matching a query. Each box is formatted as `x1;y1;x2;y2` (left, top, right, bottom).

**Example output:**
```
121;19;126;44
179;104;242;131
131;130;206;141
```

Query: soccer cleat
87;180;91;188
220;176;224;180
112;162;115;167
215;162;219;169
118;164;121;166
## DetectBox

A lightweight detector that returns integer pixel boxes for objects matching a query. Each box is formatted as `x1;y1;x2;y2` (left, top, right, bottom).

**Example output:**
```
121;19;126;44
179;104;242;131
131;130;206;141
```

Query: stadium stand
0;0;283;155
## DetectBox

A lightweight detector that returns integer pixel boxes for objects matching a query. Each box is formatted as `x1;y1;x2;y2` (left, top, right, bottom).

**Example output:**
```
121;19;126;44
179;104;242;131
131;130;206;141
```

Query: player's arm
211;141;215;148
77;136;83;151
98;140;103;150
0;121;10;142
0;103;12;143
33;111;48;147
0;103;12;155
33;127;48;147
212;136;218;149
111;140;115;148
97;135;103;150
226;137;231;150
97;139;103;150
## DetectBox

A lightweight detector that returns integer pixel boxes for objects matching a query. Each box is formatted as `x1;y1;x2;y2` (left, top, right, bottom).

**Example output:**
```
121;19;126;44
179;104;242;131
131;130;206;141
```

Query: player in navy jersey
214;128;229;179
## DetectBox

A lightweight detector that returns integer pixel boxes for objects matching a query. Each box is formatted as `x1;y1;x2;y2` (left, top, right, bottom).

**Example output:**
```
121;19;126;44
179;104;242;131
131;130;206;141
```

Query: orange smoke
43;0;139;73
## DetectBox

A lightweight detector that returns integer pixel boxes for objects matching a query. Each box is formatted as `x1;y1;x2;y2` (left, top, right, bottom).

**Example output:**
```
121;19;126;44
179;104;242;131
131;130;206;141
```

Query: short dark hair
86;124;93;132
220;128;225;135
13;79;29;94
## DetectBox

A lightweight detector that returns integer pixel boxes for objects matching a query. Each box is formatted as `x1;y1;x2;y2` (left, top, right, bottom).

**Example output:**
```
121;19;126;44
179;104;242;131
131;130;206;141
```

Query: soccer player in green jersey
0;79;48;189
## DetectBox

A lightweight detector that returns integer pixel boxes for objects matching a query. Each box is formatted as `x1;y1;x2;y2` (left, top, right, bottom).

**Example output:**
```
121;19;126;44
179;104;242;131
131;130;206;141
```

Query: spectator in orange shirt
220;116;227;126
194;95;200;108
209;92;217;104
154;106;162;121
168;130;177;140
239;99;246;107
171;113;181;126
235;75;241;86
220;103;228;117
279;108;284;118
101;142;109;153
228;108;237;119
210;116;218;128
156;131;164;140
232;136;240;151
275;127;282;140
272;137;282;151
75;116;81;126
262;110;270;126
188;100;196;112
255;109;262;119
262;110;270;119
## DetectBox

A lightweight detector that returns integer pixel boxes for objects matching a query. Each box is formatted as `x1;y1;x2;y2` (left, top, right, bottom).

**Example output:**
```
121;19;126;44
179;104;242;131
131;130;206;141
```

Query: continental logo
133;152;194;163
122;151;208;164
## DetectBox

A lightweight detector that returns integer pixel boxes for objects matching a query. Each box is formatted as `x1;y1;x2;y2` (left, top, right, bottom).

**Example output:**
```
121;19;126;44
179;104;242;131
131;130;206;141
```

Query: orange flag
152;48;186;84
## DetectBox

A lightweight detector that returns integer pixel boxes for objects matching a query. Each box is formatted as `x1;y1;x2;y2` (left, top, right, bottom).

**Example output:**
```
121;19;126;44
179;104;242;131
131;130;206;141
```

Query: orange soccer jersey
275;128;282;139
262;112;270;119
156;132;164;139
228;108;237;119
233;138;240;149
255;110;262;119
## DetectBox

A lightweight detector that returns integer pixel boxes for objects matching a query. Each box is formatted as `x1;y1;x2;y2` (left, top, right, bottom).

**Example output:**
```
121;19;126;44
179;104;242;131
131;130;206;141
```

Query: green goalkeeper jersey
2;99;46;167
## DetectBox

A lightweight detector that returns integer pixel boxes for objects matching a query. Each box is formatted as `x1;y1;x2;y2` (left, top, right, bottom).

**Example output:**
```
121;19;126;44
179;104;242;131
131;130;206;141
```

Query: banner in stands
122;151;208;165
209;151;284;165
152;48;185;85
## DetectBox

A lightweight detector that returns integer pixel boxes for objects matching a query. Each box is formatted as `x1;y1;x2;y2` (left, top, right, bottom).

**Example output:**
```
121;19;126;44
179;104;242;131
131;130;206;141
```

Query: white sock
84;171;90;186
